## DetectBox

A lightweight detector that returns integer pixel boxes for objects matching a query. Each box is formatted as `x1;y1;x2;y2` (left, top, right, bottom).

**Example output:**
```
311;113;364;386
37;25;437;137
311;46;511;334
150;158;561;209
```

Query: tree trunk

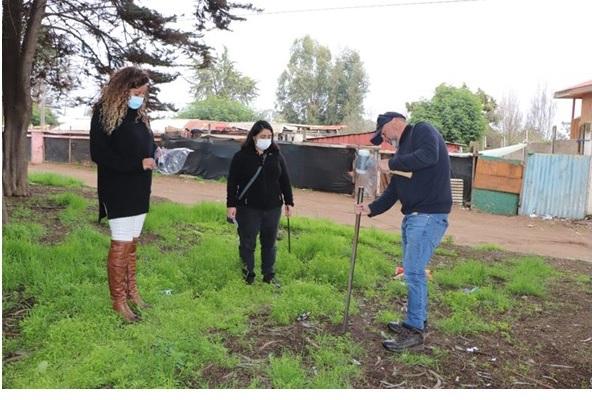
2;0;47;197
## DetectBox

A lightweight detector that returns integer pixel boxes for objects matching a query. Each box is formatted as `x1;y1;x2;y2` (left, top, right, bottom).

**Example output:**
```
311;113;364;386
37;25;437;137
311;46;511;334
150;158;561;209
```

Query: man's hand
227;207;237;220
284;205;293;217
355;203;371;215
378;159;391;173
142;157;156;170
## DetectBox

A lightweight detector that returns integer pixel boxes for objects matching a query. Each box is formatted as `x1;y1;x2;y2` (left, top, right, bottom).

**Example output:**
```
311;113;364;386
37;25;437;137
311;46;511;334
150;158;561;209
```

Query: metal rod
287;214;291;253
342;186;364;333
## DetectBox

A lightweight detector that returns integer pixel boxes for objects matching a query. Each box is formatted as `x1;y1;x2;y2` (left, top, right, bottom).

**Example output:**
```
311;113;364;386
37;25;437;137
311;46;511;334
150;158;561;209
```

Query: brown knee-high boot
127;238;151;308
107;240;138;322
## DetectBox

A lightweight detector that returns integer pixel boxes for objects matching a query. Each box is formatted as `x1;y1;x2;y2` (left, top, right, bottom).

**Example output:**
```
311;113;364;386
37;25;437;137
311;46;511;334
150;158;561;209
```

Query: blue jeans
401;213;449;331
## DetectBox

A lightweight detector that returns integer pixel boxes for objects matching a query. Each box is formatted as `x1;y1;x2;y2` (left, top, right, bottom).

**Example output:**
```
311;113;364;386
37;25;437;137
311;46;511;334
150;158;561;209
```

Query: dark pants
236;206;282;279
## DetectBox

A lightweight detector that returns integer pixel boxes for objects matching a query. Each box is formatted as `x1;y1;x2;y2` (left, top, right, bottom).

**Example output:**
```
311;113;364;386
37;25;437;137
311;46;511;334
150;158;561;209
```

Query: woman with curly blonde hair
90;66;158;322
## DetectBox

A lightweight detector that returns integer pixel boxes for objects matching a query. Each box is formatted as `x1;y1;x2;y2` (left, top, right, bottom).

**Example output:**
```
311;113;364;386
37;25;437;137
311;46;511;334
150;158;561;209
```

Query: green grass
375;309;402;324
3;177;567;388
432;256;557;335
28;172;84;188
396;352;439;368
434;247;458;257
268;354;308;388
49;193;90;224
474;243;503;251
267;335;363;388
505;257;558;297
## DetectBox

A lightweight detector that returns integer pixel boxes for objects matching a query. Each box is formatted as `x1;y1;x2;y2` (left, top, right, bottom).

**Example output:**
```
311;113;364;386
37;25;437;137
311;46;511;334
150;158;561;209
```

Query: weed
375;310;402;325
505;257;557;297
28;172;84;188
396;352;438;368
474;243;503;251
267;354;308;389
435;247;458;257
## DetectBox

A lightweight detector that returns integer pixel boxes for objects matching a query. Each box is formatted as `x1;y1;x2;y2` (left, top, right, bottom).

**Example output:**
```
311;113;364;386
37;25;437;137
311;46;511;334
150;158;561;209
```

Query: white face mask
256;138;272;151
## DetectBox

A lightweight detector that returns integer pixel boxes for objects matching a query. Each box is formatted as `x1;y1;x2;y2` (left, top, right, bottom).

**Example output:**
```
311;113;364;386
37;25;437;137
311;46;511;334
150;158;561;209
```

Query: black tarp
162;136;241;180
278;143;354;194
161;136;356;194
44;137;69;162
71;139;91;163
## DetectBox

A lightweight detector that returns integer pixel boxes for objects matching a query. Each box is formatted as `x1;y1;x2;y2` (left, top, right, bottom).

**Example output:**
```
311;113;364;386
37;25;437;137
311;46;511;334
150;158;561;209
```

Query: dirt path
29;162;592;262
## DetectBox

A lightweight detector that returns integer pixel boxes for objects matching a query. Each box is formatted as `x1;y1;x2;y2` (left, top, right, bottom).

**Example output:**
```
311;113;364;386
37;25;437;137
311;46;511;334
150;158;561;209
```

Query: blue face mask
128;95;144;110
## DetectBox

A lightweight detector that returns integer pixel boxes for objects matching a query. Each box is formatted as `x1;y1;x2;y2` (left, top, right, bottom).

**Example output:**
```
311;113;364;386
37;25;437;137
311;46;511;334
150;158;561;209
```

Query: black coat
90;107;156;221
226;146;294;210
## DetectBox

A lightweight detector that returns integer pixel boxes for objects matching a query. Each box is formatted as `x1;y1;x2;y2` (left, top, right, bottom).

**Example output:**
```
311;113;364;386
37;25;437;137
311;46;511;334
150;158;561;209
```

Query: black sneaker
382;326;424;352
245;273;255;285
263;275;281;288
387;320;428;334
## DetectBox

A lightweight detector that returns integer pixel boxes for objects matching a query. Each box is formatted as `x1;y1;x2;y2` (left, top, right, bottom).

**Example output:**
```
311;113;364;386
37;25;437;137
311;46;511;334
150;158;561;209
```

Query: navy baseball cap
370;112;406;145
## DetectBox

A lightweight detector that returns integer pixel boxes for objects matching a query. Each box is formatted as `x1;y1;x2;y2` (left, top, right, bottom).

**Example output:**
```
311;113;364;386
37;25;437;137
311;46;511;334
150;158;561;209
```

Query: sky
69;0;591;129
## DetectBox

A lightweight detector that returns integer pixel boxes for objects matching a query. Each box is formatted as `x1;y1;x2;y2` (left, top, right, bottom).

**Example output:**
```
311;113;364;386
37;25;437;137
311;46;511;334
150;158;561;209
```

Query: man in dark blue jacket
356;112;452;352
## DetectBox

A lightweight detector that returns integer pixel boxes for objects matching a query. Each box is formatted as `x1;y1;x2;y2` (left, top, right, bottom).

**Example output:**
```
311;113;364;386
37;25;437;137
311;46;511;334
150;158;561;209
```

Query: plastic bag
354;149;378;198
156;147;194;175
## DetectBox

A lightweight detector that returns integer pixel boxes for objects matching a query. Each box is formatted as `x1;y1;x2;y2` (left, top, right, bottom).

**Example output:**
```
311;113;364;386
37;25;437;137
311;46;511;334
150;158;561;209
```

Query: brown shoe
107;240;139;322
127;238;151;308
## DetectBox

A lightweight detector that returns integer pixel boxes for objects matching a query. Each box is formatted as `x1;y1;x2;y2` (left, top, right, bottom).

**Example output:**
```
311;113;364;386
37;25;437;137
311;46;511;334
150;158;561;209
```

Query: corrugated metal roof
284;123;347;130
479;143;526;158
305;131;463;153
519;154;592;219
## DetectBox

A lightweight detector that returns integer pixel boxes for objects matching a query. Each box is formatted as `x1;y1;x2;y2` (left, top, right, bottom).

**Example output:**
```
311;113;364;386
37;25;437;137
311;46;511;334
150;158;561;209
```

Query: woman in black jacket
90;66;157;322
227;121;294;286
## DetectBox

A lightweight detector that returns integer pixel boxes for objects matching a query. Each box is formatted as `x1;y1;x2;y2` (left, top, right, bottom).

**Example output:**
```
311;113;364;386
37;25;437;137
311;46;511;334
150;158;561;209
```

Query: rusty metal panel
520;154;592;219
474;158;523;194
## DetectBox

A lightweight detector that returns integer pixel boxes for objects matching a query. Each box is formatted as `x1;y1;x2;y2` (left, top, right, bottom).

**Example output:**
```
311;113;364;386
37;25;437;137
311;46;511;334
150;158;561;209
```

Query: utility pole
39;81;47;127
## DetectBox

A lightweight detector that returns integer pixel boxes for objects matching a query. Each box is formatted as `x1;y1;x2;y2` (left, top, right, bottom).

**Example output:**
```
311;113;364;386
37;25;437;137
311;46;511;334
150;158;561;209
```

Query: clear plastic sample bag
156;147;194;175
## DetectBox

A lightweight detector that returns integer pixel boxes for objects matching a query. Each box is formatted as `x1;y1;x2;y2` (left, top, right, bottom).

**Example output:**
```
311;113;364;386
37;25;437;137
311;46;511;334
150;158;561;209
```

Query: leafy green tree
276;36;369;126
31;103;59;126
190;47;258;104
2;0;253;197
275;36;333;124
178;96;257;122
476;88;500;125
327;49;369;125
406;84;488;144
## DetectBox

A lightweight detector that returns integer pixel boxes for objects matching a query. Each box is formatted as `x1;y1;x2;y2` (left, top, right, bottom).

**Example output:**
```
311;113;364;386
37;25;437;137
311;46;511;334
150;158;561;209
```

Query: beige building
554;80;592;154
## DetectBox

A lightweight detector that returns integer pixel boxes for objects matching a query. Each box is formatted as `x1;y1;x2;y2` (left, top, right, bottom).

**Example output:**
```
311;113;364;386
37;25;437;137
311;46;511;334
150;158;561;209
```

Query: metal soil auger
342;185;364;333
287;212;291;253
342;149;375;333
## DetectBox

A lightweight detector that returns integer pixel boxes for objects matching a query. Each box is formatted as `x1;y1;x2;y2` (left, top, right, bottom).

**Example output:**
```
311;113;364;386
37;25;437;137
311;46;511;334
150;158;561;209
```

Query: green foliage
384;280;408;299
375;309;402;324
276;36;368;125
505;257;557;297
396;352;439;368
31;103;59;126
434;260;492;288
474;243;503;251
190;47;258;104
308;335;362;388
267;336;362;389
49;193;89;225
177;95;257;121
267;354;308;389
406;83;489;144
2;182;566;388
28;172;84;188
434;247;458;257
271;281;349;325
437;311;497;335
326;49;369;125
